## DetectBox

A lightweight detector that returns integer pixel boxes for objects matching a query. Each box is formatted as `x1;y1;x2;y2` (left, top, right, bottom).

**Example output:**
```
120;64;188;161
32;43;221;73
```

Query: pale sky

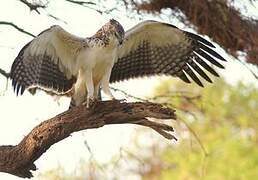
0;0;257;179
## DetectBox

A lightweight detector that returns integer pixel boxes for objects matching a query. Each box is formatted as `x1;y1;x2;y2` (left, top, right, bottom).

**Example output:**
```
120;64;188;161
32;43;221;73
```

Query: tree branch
64;0;105;14
19;0;47;14
64;0;96;6
0;68;9;79
0;100;176;178
0;21;35;37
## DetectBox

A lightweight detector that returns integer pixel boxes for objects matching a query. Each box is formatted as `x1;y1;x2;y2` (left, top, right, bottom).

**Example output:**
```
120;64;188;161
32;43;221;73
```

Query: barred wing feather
110;20;226;87
10;26;87;95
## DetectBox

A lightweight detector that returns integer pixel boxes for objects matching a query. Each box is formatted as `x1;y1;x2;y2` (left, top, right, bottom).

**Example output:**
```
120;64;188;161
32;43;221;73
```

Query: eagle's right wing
111;21;226;86
10;25;87;95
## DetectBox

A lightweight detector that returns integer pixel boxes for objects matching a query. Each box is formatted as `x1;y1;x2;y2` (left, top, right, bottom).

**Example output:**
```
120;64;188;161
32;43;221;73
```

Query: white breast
76;41;118;83
86;46;117;67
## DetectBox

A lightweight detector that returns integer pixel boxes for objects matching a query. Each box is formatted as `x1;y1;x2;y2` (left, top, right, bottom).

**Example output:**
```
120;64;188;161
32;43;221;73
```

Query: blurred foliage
37;159;104;180
150;79;258;180
38;79;258;179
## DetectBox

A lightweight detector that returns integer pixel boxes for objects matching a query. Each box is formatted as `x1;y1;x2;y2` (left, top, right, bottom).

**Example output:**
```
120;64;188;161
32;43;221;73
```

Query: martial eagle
10;19;226;108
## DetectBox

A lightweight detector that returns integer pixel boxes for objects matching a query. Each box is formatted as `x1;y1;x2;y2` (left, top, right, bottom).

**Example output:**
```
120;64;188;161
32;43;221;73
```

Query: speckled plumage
10;19;124;107
11;42;76;96
110;23;226;87
10;19;226;108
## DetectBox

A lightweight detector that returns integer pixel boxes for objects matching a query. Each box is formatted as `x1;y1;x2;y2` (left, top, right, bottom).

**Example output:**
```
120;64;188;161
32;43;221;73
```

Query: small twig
178;116;208;156
65;0;96;6
151;94;201;102
237;59;258;80
111;87;201;103
0;21;35;37
47;13;68;24
152;99;208;156
19;0;47;14
64;0;115;15
110;87;149;102
0;68;9;95
0;68;10;79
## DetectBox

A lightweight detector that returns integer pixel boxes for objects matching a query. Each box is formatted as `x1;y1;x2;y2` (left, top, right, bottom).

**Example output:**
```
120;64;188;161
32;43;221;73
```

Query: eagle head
96;19;125;45
109;19;125;45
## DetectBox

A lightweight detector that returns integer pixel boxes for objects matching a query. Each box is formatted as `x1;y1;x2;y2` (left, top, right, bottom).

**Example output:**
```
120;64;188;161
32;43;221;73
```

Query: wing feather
198;42;226;61
196;49;224;68
189;60;212;83
177;71;191;83
193;54;220;77
184;32;215;48
183;64;204;87
111;20;226;86
10;25;87;95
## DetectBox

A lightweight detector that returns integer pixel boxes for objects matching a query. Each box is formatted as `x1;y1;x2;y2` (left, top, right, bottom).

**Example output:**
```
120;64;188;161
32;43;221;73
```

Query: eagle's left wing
10;25;86;96
110;20;226;86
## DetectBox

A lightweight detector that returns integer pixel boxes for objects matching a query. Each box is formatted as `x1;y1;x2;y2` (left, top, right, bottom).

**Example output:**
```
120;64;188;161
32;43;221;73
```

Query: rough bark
0;100;176;178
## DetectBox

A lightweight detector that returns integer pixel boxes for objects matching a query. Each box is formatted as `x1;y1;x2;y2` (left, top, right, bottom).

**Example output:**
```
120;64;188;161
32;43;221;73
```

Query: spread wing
10;25;87;95
110;20;226;87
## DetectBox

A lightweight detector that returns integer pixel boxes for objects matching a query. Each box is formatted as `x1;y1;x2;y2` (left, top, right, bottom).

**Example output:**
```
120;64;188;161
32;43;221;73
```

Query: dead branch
0;100;176;178
0;21;35;37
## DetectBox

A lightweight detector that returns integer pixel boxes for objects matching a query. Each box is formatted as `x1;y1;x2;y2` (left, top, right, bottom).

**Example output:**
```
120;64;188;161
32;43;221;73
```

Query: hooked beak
118;38;123;45
115;33;123;45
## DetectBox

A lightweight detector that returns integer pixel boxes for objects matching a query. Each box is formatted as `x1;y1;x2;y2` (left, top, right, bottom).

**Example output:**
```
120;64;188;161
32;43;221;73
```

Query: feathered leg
84;69;94;108
93;81;101;100
101;65;115;100
69;70;87;108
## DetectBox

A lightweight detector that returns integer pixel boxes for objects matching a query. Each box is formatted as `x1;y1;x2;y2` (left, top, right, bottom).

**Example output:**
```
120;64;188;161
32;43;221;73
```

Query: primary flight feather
10;19;226;108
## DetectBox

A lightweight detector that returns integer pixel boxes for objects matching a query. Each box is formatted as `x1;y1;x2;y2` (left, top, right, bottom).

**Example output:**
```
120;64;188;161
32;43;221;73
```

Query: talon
120;98;127;102
83;97;95;108
112;98;126;103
